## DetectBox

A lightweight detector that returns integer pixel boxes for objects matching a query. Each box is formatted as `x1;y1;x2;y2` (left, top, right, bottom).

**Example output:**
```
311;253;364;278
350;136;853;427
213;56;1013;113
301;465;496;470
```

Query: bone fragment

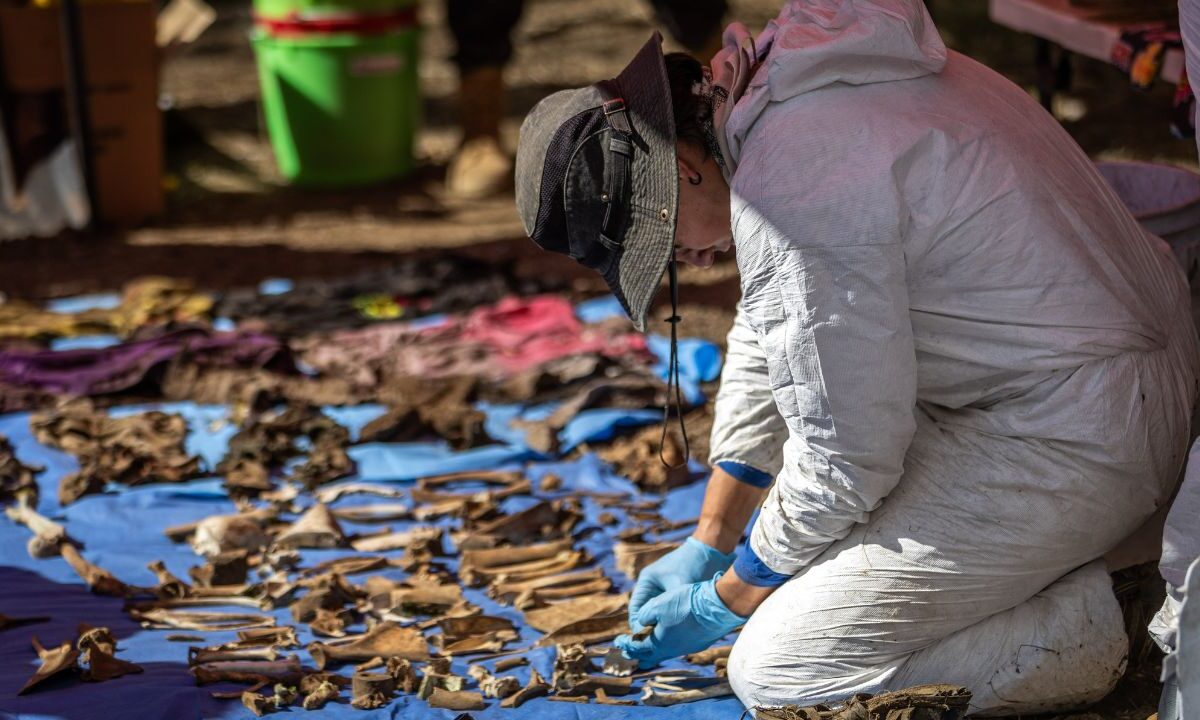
428;688;485;710
435;615;519;648
539;473;563;492
189;644;279;665
131;607;275;632
351;525;442;553
238;626;299;648
289;573;361;623
331;503;412;524
147;560;191;599
416;469;524;489
60;543;132;597
494;657;528;672
76;624;116;657
500;668;550;708
5;490;68;558
516;577;614;607
19;636;80;695
556;674;635;697
189;512;273;557
614;541;679;581
308;621;428;669
641;680;735;706
274;503;346;549
536;612;628;647
523;593;628;634
351;670;396;706
188;549;249;587
460;539;573;571
685;645;732;666
548;694;588;703
601;647;639;677
81;647;143;682
303;555;387;578
489;567;606;605
467;665;521;698
191;656;302;686
386;657;419;694
298;679;337;709
465;550;587;586
596;687;638;705
314;482;407;504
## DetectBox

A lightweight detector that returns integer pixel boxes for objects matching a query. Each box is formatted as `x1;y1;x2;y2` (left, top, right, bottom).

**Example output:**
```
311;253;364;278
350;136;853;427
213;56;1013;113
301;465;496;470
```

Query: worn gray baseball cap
514;32;678;332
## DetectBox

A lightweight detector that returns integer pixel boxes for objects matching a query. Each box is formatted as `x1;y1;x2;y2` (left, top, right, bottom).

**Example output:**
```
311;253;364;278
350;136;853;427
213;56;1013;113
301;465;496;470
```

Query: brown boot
446;66;512;199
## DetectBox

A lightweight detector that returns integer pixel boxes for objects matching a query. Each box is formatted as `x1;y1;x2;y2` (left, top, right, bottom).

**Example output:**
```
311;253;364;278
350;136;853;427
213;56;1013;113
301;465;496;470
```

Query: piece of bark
523;593;628;634
536;613;627;647
18;637;80;695
614;541;679;581
500;669;550;709
685;645;733;666
0;613;49;632
274;503;346;549
60;543;131;597
308;621;428;669
428;688;485;710
642;680;734;706
4;489;69;558
130;607;275;632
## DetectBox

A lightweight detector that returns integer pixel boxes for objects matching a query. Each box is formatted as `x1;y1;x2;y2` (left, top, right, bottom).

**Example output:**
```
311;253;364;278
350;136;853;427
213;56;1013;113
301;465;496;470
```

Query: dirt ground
0;1;1188;716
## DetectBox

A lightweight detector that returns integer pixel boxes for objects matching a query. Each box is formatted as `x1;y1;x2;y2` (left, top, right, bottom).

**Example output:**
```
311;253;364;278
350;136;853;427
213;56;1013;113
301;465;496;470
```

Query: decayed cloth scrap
0;327;290;411
30;398;203;504
296;295;651;388
214;258;563;336
0;277;213;341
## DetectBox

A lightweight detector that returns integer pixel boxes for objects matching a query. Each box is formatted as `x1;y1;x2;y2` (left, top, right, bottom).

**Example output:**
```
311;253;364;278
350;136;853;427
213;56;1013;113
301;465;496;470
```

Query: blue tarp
0;299;739;720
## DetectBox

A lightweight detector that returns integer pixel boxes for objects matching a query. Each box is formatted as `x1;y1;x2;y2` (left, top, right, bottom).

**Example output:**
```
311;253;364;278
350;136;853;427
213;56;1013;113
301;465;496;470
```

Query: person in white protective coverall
513;1;1200;715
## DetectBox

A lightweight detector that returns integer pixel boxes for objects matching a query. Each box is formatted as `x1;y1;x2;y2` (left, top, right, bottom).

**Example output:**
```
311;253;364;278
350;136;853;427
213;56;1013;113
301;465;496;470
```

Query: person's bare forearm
692;465;768;555
715;565;776;616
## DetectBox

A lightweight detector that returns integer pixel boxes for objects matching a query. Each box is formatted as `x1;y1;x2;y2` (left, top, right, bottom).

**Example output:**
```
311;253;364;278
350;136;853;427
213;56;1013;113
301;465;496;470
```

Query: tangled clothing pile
0;327;290;411
707;1;1200;714
298;296;650;387
215;258;562;336
0;278;212;341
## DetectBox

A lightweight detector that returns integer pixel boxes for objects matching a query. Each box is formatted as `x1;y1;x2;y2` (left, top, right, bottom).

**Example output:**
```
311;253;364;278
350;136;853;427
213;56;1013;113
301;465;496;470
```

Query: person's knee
727;625;827;710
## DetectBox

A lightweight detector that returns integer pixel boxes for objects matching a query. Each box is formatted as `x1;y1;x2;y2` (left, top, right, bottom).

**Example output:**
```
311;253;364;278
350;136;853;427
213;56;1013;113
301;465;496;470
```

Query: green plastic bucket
252;23;419;186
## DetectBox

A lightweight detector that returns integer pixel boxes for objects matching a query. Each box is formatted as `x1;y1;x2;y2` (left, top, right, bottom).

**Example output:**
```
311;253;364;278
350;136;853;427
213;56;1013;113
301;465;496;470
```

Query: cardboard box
0;2;164;225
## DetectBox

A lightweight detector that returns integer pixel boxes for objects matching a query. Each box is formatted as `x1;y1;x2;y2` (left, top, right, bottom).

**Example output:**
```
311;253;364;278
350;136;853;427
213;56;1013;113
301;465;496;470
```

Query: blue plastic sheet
0;406;741;720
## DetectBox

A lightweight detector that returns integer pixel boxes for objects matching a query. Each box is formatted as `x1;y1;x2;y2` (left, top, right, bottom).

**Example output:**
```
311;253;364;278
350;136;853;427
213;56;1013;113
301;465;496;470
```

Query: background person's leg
444;0;525;198
646;0;727;60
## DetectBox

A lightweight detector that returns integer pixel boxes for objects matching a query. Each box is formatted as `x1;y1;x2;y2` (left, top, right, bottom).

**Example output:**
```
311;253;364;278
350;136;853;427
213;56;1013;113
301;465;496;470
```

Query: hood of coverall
721;0;948;167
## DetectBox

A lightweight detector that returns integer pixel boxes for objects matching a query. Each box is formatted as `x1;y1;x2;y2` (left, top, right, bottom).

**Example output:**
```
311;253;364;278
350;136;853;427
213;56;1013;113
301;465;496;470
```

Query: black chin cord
660;256;691;469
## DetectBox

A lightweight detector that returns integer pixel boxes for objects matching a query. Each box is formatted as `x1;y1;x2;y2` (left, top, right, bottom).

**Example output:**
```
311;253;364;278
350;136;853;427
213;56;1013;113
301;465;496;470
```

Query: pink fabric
297;295;650;385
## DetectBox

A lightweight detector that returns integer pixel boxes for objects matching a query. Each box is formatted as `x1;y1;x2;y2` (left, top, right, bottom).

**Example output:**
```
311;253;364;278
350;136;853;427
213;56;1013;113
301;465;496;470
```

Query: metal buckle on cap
602;97;626;115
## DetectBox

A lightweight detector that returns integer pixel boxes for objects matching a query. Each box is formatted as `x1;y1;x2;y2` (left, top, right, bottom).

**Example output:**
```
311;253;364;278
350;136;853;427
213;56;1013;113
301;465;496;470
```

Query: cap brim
600;32;678;332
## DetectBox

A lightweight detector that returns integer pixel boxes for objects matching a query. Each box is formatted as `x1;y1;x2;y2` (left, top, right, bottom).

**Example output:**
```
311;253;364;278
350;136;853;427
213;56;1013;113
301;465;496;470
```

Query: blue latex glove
615;572;747;669
629;536;736;621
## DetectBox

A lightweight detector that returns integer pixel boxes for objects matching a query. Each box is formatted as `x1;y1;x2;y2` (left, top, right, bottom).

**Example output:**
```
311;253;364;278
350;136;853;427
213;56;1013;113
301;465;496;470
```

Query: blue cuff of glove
733;544;792;588
716;461;773;489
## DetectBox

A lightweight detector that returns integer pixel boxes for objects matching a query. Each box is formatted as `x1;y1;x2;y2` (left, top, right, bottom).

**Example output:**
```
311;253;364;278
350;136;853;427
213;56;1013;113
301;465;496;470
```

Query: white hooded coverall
707;2;1200;715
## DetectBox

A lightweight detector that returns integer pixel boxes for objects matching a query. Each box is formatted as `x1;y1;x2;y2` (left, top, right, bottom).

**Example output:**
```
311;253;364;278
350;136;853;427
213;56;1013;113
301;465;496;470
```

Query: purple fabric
0;327;289;396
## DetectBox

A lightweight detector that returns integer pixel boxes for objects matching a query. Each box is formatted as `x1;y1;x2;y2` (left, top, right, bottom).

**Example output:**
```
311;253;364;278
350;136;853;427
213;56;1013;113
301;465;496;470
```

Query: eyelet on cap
601;192;609;202
660;208;669;221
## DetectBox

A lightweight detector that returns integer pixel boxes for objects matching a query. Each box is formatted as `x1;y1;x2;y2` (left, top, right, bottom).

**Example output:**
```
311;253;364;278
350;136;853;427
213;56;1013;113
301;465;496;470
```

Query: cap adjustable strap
597;80;633;252
660;255;691;469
